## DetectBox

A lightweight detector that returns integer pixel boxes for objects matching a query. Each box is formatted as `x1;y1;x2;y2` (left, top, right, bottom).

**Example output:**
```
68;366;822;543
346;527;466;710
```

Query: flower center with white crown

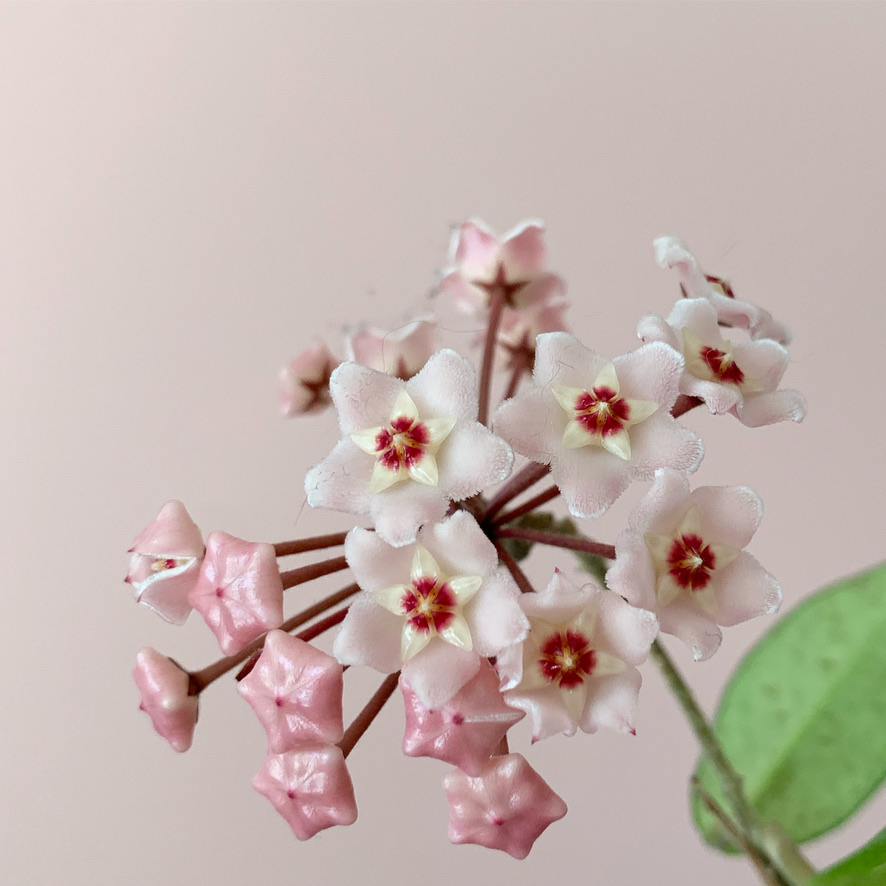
682;327;763;393
551;363;658;460
645;505;740;614
373;546;482;661
350;389;456;494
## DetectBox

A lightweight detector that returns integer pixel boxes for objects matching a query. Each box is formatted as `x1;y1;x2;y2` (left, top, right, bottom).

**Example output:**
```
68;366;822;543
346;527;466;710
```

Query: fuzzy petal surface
444;754;567;859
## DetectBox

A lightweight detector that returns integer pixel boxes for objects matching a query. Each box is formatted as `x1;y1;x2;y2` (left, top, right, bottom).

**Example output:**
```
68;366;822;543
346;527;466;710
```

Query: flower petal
713;552;782;627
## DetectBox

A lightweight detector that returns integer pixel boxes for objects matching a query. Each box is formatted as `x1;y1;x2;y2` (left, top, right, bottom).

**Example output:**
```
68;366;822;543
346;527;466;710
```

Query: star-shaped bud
438;218;566;316
494;332;703;519
607;469;782;661
653;235;792;345
638;298;807;427
253;745;358;840
238;631;344;752
551;362;659;459
349;390;456;494
345;317;435;380
133;647;199;753
124;500;204;625
305;349;514;547
401;661;523;775
334;511;528;708
188;532;284;655
279;341;339;416
497;571;657;741
444;753;567;858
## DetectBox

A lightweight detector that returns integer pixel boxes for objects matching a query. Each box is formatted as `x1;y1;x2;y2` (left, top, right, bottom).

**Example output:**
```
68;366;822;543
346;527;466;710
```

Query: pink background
2;4;885;884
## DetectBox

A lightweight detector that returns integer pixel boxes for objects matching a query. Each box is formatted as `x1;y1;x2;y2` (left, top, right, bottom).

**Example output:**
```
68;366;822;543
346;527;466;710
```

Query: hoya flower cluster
126;220;805;858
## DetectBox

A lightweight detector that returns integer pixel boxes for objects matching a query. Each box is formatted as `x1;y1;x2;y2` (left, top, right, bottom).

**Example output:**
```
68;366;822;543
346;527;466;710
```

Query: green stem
651;639;815;886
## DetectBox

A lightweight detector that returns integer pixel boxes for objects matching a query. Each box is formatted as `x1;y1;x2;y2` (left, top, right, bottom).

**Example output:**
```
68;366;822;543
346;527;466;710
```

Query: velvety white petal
627;468;691;534
520;570;594;626
666;297;723;343
594;590;658;668
332;594;403;672
403;643;482;709
691;485;763;549
709;292;757;333
751;309;792;345
328;361;404;434
713;553;782;627
653;236;711;297
551;445;631;519
437;423;514;500
658;604;723;661
637;313;681;350
580;669;642;735
495;638;525;691
422;510;498;577
533;332;607;389
369;482;448;548
407;349;478;425
492;388;558;462
733;389;808;427
627;411;704;480
613;341;683;407
732;339;790;391
343;528;412;593
681;376;743;415
606;530;659;613
304;439;373;515
506;687;576;741
465;569;529;657
500;220;547;277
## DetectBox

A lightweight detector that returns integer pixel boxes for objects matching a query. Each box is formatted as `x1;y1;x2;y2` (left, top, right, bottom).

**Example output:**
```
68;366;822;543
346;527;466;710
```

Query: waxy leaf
693;562;886;849
810;828;886;886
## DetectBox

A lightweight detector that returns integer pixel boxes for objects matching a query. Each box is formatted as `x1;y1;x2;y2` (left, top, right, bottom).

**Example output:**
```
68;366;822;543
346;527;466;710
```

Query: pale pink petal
444;754;567;859
580;669;642;735
406;348;478;425
691;485;763;549
499;220;548;277
606;530;658;613
436;423;514;501
514;272;567;311
304;439;373;515
450;219;500;281
253;745;357;840
345;318;436;379
343;527;414;593
332;594;402;673
613;341;684;406
658;604;723;661
133;648;199;753
402;642;481;709
732;338;790;388
533;331;606;389
492;387;555;462
519;568;591;624
751;309;792;345
506;687;576;741
131;564;201;626
464;569;528;657
437;270;487;315
626;467;691;534
636;313;681;350
401;662;523;776
713;553;782;627
237;631;344;752
550;445;631;519
594;591;658;668
421;510;498;577
653;236;712;297
129;500;203;557
733;389;808;427
279;342;338;416
328;361;403;434
627;411;704;480
369;482;448;548
188;532;284;655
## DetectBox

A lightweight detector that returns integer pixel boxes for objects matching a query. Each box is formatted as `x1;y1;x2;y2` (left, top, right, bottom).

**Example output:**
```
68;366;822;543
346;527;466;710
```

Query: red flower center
700;345;745;385
573;386;631;437
374;416;431;474
401;575;457;634
667;533;716;590
537;631;596;689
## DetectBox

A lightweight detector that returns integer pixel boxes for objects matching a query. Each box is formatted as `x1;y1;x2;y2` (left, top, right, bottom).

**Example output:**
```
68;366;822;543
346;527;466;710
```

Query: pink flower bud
133;647;198;753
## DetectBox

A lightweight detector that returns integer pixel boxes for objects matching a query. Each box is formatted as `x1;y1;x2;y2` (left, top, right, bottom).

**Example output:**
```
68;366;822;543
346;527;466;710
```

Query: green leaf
693;562;886;850
810;828;886;886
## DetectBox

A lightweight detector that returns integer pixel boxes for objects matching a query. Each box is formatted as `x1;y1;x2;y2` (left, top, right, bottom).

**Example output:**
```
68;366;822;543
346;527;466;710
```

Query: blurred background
2;3;884;884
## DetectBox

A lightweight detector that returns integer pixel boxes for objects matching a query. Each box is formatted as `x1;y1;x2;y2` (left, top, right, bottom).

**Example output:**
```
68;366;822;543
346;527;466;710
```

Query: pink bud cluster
124;220;804;858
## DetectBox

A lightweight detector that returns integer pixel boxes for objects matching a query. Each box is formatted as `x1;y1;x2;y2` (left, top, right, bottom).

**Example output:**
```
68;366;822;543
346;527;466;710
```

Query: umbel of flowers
126;220;807;870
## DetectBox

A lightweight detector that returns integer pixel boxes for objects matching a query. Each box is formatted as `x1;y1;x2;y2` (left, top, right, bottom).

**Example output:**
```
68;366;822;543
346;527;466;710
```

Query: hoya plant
124;219;884;885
